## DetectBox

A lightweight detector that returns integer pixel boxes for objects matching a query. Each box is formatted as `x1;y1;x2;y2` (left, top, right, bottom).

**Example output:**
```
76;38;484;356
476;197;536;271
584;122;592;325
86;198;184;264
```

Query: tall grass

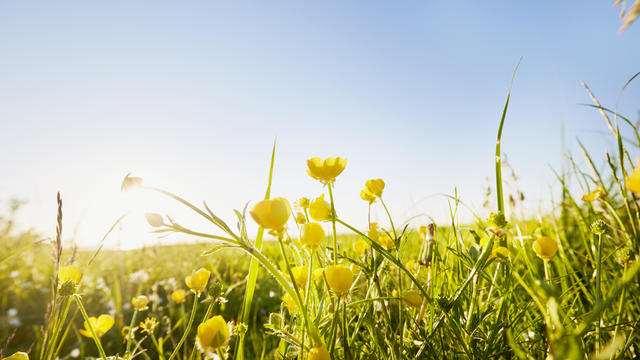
2;73;640;359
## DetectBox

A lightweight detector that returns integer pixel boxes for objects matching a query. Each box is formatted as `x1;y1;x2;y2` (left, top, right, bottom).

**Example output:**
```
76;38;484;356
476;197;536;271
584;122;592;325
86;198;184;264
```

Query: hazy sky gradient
1;1;639;248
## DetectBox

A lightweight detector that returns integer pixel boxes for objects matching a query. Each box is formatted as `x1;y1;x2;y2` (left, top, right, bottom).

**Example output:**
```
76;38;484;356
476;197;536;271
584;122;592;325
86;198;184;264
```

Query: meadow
2;79;640;360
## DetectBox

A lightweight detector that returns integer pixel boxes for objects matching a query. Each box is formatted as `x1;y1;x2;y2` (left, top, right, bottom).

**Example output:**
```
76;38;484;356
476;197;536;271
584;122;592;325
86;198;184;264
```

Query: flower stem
379;198;396;239
327;183;339;265
73;294;108;360
595;233;603;353
125;309;138;356
168;293;199;360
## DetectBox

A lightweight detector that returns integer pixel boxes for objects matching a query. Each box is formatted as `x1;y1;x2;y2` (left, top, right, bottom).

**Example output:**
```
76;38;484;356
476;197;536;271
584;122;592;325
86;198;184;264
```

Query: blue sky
1;1;639;248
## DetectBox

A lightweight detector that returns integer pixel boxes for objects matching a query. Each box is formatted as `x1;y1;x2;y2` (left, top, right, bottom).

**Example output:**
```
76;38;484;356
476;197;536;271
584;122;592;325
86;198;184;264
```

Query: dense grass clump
2;78;640;359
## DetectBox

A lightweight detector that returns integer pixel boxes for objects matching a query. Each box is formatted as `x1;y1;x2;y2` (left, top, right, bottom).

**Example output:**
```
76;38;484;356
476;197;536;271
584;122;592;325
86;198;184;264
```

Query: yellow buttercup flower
533;236;558;260
290;266;309;288
5;352;29;360
627;167;640;193
582;187;605;202
325;265;354;295
404;290;423;308
139;317;158;334
250;197;291;231
407;260;418;272
197;315;230;351
297;197;310;209
306;157;347;184
491;246;510;263
171;289;187;304
312;267;325;281
301;222;325;249
131;295;150;311
367;223;380;242
478;236;490;249
378;231;395;250
360;189;376;203
309;194;331;221
365;179;385;197
350;263;361;275
282;291;303;313
79;314;114;338
186;268;211;293
309;345;331;360
295;212;307;225
354;238;369;255
418;225;427;239
58;265;82;286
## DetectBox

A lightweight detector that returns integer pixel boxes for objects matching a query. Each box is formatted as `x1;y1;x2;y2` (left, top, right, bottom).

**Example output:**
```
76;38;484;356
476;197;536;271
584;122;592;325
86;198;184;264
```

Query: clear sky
1;1;639;249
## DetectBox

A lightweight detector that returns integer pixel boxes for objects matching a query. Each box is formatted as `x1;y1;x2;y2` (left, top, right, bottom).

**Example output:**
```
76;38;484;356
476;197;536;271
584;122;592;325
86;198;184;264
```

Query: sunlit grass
2;74;640;359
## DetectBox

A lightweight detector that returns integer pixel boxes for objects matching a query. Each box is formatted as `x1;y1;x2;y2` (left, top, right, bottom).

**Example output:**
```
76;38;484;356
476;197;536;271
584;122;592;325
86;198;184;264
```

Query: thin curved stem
168;293;199;360
327;183;339;264
73;295;108;360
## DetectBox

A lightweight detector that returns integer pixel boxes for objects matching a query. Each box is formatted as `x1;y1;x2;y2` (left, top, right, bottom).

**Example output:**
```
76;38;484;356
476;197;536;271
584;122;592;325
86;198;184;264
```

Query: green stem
125;310;139;356
150;332;165;360
73;294;108;360
379;198;396;239
341;298;353;360
327;183;339;265
595;233;603;353
168;293;199;360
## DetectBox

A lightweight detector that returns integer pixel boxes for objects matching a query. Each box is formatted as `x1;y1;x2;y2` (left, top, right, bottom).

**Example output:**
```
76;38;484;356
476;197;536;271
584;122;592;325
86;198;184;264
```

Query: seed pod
59;279;77;297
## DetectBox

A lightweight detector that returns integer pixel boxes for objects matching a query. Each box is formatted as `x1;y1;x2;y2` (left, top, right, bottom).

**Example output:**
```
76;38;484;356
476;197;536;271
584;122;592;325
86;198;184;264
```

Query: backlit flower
325;265;354;295
58;265;82;286
290;266;309;288
581;187;605;202
250;198;291;231
295;212;307;225
365;179;385;197
297;197;310;209
309;194;331;221
171;289;187;304
186;268;211;293
404;290;423;308
282;291;303;313
139;317;158;334
307;157;347;184
197;316;230;351
301;222;325;249
491;246;510;263
378;231;395;250
533;236;558;260
367;223;380;242
418;225;427;239
627;168;640;193
407;260;418;272
79;314;114;338
312;267;325;280
360;189;376;203
354;238;369;255
131;295;150;311
309;345;331;360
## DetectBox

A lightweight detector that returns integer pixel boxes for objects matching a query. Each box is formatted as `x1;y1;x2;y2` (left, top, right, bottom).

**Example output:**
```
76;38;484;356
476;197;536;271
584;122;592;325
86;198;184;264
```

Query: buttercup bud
144;213;165;228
